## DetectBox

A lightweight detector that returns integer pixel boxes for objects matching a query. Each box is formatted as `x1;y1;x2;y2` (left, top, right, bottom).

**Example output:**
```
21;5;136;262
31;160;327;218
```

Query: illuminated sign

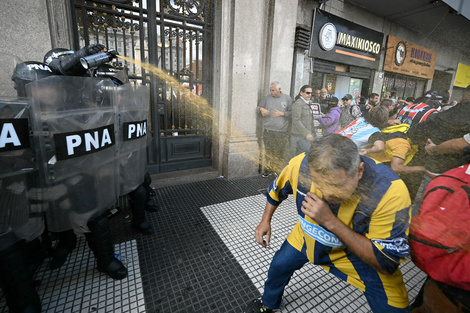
309;9;384;70
335;32;381;54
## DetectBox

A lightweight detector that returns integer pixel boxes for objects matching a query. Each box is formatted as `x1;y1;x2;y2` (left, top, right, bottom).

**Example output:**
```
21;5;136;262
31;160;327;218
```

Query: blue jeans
261;240;411;312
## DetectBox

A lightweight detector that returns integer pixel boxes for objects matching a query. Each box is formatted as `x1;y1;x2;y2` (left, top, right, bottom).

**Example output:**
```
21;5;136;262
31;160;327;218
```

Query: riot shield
27;76;118;233
115;84;149;196
0;98;42;234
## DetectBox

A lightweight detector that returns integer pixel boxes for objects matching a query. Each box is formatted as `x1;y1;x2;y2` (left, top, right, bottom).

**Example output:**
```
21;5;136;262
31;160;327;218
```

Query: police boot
40;228;54;259
23;237;47;275
129;185;155;235
0;235;42;313
143;172;159;212
145;194;159;213
50;229;77;270
85;213;127;280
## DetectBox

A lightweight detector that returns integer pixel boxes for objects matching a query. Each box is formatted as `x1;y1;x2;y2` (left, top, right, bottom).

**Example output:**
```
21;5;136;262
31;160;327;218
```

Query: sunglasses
305;92;312;94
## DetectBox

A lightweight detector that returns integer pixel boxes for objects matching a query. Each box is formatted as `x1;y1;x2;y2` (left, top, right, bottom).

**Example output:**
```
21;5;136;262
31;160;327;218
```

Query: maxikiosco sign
309;9;384;70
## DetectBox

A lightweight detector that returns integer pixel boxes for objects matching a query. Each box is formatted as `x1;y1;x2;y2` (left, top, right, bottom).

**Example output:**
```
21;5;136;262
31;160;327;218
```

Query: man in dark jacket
290;85;313;157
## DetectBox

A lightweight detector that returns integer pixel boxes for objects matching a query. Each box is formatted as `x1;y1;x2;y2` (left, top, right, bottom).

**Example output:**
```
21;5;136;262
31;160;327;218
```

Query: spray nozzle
80;50;118;69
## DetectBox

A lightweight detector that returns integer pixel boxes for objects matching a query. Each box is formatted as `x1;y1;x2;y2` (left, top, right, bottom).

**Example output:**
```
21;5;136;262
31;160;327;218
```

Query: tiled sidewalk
0;175;427;312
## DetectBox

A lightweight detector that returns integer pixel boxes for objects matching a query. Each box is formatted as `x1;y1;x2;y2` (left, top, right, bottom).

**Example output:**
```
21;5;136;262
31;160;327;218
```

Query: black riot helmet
43;48;75;66
93;64;129;86
11;61;57;97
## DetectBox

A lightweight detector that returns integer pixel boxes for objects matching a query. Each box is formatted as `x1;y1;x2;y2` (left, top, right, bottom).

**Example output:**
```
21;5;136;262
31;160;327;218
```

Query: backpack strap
409;234;459;253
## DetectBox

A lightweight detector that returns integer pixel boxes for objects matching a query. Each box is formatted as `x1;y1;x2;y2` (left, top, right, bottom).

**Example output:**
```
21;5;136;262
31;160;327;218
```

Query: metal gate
71;0;213;173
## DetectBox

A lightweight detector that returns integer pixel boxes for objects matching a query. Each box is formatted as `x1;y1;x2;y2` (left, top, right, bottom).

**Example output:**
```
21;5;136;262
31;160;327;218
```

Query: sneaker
243;298;273;313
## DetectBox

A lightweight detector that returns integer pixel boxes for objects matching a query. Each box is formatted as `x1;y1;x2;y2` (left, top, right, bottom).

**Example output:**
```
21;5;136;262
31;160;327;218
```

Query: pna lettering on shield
54;124;115;160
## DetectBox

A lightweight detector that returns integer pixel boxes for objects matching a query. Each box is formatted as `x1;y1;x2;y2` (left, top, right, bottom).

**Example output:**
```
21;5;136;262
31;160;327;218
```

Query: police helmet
11;61;56;97
94;64;129;86
43;48;75;66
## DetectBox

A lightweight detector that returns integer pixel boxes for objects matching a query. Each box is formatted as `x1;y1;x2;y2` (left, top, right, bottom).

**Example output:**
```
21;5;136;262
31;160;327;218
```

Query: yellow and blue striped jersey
266;153;412;308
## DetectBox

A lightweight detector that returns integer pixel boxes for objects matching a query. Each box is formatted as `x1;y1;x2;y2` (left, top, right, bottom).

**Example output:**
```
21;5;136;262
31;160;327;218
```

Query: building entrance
71;0;214;173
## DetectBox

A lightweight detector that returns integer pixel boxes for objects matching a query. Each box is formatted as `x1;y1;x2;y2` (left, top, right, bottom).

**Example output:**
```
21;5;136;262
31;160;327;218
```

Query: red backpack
410;163;470;291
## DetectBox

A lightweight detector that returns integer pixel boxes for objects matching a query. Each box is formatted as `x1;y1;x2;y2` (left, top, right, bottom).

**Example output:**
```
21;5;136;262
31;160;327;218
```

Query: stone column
268;0;298;96
220;0;268;179
212;0;298;179
45;0;74;49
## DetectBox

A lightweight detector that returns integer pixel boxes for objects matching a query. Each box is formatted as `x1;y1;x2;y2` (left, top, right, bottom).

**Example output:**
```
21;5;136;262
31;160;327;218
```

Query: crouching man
244;134;412;313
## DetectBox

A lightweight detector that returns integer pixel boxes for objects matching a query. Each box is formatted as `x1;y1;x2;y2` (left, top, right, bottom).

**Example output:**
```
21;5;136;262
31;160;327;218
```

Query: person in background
338;106;388;156
381;99;396;113
257;82;293;177
367;108;426;189
313;89;321;103
425;134;470;155
363;93;379;115
395;95;439;130
356;96;366;114
314;96;341;134
339;93;362;129
407;85;470;216
290;85;314;157
319;88;329;112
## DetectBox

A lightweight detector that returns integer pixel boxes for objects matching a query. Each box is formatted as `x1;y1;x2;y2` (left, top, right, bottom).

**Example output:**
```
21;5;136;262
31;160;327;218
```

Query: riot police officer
92;63;158;236
36;45;127;279
0;60;55;313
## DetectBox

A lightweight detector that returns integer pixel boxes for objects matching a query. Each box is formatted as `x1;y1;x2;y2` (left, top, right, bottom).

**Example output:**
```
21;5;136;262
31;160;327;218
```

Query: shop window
383;74;425;101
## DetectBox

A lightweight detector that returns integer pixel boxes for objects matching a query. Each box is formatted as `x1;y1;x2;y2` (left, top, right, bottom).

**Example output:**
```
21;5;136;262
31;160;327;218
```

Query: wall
212;0;266;179
268;0;298;96
0;0;52;97
212;0;297;179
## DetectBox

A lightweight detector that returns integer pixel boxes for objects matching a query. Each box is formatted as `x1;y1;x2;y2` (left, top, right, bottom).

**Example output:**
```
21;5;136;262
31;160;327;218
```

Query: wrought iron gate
71;0;213;173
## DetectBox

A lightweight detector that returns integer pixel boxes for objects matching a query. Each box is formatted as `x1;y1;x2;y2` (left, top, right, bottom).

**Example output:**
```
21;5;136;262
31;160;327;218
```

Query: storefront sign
309;9;384;70
383;35;437;79
454;63;470;88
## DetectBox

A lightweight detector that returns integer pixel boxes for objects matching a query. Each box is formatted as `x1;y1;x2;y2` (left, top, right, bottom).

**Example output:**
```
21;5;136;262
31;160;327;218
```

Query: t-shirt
368;136;411;164
397;103;437;127
266;154;411;308
257;93;293;132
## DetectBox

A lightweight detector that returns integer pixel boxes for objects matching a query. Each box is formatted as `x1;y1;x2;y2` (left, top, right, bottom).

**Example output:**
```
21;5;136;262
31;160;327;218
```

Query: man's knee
269;241;306;272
